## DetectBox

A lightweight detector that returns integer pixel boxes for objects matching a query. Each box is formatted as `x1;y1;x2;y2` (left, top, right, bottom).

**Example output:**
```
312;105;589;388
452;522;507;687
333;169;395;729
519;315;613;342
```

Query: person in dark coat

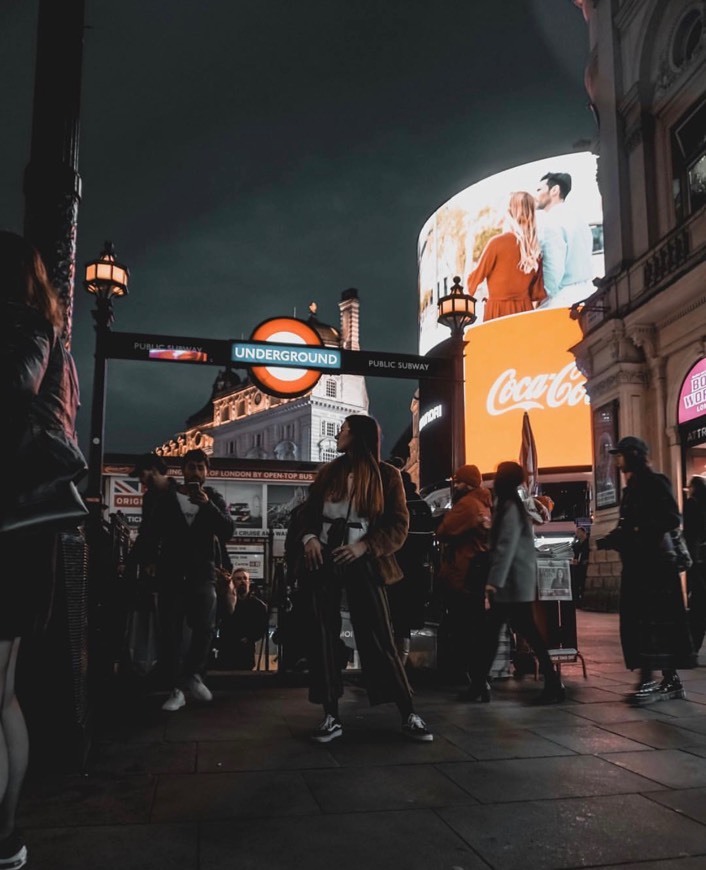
385;466;434;667
297;414;432;743
435;464;493;699
0;231;87;870
141;448;234;711
570;524;590;606
213;568;268;670
474;461;565;704
597;437;696;704
683;475;706;656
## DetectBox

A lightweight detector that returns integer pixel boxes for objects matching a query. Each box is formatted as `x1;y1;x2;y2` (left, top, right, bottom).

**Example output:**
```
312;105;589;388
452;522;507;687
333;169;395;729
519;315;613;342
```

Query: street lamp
83;241;129;515
437;276;476;475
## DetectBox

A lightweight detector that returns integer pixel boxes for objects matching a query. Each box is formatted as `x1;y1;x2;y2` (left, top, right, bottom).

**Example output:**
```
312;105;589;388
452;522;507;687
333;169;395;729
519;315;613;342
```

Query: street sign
246;317;326;398
104;327;453;390
231;340;341;370
340;348;451;380
106;331;231;366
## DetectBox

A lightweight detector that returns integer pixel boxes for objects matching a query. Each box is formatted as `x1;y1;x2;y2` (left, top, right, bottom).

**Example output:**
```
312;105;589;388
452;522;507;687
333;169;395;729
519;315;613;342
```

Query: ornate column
23;0;85;347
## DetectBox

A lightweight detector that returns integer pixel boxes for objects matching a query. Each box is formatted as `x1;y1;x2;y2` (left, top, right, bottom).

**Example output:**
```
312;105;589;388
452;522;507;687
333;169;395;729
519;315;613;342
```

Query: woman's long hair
0;230;64;331
490;461;526;546
506;192;541;274
323;414;384;519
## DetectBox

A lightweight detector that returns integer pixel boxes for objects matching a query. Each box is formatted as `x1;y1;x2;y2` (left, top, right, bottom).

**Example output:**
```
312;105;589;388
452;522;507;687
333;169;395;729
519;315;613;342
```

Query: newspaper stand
532;556;587;680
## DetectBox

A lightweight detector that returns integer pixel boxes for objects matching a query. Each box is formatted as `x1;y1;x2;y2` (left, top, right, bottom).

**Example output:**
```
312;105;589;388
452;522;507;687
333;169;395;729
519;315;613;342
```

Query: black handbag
660;528;693;573
1;423;89;535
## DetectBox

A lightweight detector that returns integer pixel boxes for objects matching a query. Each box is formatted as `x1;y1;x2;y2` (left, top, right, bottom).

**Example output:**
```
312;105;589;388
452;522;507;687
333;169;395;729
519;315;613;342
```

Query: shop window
672;97;706;220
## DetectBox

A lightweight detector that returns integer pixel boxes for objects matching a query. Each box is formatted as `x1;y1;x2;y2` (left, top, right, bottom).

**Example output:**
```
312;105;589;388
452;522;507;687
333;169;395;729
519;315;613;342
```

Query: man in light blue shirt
535;171;594;308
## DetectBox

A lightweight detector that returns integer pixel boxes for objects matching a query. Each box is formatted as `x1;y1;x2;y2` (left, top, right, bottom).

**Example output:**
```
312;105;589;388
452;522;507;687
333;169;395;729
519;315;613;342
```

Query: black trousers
687;563;706;655
158;581;217;687
474;600;556;685
307;557;413;712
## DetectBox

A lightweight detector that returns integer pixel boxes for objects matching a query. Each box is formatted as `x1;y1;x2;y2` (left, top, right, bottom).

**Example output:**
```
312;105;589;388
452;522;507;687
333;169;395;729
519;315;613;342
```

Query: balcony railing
577;204;706;334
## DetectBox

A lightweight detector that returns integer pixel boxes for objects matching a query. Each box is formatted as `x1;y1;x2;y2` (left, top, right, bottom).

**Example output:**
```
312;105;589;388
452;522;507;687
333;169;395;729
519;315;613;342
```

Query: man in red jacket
435;464;493;699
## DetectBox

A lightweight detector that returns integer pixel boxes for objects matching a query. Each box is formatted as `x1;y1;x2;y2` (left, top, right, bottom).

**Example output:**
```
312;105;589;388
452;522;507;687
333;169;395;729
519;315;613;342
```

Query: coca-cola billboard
464;308;591;473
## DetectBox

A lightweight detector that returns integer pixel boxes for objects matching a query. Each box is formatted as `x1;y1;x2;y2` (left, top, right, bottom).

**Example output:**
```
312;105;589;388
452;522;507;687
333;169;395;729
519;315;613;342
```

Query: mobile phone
187;481;201;495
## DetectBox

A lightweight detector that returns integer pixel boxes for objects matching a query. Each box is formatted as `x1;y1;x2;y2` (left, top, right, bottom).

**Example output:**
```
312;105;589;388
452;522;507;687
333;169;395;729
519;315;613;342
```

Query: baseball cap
608;436;649;456
130;452;168;477
449;464;482;487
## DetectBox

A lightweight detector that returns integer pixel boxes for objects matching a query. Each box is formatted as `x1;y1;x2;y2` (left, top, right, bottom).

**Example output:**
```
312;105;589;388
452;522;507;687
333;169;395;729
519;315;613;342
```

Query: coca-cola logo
486;362;588;416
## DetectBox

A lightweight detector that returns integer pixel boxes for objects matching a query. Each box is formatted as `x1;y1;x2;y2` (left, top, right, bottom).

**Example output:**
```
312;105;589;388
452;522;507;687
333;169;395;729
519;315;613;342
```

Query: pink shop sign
678;358;706;424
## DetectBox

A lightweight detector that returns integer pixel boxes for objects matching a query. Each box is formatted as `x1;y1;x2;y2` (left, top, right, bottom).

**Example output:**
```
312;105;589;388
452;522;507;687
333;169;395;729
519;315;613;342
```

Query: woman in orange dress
467;191;546;322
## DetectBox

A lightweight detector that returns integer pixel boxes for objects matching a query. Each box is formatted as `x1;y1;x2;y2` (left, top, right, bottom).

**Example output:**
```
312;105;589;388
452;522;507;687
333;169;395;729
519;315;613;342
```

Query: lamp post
83;241;129;517
437;276;476;475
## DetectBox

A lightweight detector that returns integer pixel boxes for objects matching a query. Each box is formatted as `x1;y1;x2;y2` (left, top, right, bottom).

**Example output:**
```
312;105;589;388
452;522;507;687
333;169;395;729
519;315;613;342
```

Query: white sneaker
162;688;186;711
185;674;213;702
310;714;343;743
401;713;433;742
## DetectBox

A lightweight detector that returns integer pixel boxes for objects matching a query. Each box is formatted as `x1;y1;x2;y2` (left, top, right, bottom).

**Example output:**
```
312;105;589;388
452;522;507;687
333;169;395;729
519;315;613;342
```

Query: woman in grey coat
468;461;564;704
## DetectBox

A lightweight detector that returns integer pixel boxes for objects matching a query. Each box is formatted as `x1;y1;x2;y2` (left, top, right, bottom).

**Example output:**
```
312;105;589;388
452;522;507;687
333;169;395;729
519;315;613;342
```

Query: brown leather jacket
297;459;410;585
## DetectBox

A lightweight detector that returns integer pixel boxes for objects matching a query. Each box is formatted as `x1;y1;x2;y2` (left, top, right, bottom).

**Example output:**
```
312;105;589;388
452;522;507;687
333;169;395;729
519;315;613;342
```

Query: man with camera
213;568;269;671
141;448;234;711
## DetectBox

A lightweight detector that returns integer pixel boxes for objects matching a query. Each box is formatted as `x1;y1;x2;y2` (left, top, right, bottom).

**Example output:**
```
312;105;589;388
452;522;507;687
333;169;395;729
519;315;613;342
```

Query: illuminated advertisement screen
464;308;591;474
678;358;706;425
418;151;604;355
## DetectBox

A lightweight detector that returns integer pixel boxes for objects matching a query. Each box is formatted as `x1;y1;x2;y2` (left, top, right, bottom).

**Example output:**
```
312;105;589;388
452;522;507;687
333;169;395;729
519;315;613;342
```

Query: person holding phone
141;448;234;711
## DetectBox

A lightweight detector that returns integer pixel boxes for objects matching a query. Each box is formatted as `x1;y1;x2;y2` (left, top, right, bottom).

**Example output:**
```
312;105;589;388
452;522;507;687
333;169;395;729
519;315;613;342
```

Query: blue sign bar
231;341;342;370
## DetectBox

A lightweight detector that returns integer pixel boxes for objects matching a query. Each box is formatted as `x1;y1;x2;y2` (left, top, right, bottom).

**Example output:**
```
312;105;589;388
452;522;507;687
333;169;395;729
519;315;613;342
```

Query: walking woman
470;461;565;704
298;414;433;743
0;231;86;869
466;191;547;323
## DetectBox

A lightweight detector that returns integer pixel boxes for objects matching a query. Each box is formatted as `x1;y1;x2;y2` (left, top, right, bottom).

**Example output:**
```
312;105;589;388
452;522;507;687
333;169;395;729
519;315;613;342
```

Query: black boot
457;680;491;703
531;672;566;705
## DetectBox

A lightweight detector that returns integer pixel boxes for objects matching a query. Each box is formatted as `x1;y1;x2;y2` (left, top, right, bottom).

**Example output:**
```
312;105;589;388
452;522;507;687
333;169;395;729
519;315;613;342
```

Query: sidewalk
18;610;706;869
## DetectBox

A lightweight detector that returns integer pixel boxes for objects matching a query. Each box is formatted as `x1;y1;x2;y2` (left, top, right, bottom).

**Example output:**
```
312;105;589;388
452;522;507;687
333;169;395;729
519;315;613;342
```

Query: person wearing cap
534;170;593;308
436;464;493;699
597;436;696;704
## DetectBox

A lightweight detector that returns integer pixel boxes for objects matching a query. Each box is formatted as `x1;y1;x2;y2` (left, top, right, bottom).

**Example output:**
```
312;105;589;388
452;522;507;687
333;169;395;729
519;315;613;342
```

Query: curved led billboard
464;308;591;474
418;151;603;355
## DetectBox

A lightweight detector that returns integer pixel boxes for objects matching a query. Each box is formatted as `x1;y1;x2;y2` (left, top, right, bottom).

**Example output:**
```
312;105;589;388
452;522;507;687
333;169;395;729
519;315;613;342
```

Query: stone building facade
572;0;706;610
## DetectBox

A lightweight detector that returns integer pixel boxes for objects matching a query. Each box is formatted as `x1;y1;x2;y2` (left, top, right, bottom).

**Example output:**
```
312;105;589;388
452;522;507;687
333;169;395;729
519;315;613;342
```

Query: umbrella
519;411;538;495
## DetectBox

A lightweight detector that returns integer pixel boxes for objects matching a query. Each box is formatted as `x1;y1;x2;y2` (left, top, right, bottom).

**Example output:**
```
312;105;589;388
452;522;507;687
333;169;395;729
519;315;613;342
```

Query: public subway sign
104;320;451;400
242;317;328;398
678;358;706;425
232;341;342;370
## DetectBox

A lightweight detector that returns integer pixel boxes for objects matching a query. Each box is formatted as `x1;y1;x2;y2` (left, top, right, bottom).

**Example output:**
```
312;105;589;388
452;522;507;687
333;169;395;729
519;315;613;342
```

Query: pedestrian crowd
2;217;705;870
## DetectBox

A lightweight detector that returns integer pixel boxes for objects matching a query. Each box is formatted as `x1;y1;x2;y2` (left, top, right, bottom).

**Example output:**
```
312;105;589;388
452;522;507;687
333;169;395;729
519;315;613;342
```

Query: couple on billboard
466;171;594;322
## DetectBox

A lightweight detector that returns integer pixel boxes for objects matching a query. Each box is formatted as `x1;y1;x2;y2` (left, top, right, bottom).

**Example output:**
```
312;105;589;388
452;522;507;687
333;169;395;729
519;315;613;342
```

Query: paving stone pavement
17;611;706;869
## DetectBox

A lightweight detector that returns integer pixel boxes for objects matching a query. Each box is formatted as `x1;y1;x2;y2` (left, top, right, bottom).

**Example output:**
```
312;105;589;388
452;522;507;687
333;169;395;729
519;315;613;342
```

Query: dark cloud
1;0;593;454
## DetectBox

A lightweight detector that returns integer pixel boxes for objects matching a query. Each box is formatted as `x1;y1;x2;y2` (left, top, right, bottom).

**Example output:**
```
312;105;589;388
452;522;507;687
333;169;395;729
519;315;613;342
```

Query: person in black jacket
597;437;696;704
141;448;234;711
386;467;434;667
0;231;86;870
684;475;706;656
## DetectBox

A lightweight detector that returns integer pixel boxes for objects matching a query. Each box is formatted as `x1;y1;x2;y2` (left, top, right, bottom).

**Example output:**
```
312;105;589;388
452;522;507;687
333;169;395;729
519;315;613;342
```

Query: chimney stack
339;288;360;351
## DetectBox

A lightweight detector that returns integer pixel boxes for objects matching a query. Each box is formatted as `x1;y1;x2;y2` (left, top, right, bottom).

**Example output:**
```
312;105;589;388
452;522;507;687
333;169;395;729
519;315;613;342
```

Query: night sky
1;0;594;459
